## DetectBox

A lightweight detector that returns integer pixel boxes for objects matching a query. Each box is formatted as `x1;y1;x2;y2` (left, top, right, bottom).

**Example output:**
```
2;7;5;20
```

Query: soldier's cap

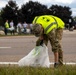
32;24;42;37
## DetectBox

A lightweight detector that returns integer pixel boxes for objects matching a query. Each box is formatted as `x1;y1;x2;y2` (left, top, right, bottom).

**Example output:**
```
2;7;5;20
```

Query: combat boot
54;62;59;68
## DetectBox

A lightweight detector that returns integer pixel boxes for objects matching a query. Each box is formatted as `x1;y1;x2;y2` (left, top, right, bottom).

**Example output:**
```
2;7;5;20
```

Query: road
0;30;76;63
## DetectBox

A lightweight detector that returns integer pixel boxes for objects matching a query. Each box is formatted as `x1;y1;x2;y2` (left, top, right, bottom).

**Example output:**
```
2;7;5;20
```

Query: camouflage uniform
36;28;63;65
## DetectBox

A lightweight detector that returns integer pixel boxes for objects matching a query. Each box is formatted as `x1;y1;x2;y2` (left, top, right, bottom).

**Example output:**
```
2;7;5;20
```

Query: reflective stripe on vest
50;16;58;28
44;22;57;33
34;16;40;24
34;16;39;23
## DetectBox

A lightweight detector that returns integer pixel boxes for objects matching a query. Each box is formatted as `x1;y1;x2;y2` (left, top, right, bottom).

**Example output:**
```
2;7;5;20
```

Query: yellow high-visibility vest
33;15;65;34
5;22;9;28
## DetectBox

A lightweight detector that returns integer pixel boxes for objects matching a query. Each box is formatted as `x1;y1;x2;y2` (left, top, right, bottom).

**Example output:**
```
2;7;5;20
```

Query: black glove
36;39;44;46
40;40;44;46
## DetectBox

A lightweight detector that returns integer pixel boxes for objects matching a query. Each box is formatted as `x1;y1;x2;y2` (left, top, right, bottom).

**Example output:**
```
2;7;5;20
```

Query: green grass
0;65;76;75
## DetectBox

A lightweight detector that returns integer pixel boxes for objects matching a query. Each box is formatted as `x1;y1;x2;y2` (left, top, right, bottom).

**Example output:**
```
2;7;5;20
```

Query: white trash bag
8;26;14;31
18;44;50;68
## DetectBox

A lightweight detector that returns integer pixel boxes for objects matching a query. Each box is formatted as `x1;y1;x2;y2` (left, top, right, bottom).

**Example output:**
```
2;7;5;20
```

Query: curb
0;62;76;65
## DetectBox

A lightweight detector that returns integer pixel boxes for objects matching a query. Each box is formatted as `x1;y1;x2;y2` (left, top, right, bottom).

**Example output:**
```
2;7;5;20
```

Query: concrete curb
0;62;76;65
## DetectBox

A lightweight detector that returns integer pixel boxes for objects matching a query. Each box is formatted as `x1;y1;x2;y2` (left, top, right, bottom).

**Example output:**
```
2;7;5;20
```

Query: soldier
4;20;9;35
32;15;65;68
9;20;15;35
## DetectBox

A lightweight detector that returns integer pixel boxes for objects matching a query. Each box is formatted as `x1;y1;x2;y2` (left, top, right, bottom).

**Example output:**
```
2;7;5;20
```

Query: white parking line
0;47;11;49
0;62;76;65
0;62;18;65
50;62;76;65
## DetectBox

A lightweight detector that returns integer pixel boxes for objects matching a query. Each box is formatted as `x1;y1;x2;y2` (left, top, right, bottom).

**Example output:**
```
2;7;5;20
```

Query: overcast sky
0;0;76;16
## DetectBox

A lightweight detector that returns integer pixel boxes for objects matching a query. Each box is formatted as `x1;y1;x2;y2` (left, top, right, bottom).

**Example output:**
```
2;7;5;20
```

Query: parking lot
0;30;76;63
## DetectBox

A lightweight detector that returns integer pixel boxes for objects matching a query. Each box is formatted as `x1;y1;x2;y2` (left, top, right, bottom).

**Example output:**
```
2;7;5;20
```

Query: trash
8;27;14;31
18;44;50;68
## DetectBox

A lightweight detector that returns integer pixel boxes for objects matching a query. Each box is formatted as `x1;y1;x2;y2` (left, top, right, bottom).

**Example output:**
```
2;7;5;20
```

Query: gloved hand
36;40;44;46
40;40;44;46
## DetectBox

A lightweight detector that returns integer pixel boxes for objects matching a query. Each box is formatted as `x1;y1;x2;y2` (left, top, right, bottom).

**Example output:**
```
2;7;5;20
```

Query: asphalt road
0;30;76;63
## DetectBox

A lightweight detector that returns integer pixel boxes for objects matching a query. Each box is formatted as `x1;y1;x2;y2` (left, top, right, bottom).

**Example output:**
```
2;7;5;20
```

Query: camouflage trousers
36;28;63;65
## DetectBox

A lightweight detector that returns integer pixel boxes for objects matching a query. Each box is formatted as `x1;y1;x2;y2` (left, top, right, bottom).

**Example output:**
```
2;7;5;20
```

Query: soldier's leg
58;50;63;65
56;28;63;65
47;29;59;67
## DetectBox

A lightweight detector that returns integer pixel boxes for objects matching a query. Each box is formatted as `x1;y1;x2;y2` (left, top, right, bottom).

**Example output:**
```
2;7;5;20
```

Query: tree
73;16;76;21
1;0;18;26
49;5;72;25
1;0;73;28
0;11;4;26
20;1;48;23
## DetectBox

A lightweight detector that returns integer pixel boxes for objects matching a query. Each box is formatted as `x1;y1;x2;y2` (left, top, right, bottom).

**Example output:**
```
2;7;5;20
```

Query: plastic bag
8;26;14;31
18;44;50;68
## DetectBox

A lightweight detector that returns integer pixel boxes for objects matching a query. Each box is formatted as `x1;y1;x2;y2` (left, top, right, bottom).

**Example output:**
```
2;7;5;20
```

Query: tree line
0;0;75;28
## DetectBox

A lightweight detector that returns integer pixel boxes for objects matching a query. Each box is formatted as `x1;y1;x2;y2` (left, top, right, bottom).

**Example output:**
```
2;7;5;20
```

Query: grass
0;65;76;75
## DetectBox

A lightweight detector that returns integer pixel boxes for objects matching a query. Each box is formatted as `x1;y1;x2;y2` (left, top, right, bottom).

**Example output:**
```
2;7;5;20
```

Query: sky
0;0;76;16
